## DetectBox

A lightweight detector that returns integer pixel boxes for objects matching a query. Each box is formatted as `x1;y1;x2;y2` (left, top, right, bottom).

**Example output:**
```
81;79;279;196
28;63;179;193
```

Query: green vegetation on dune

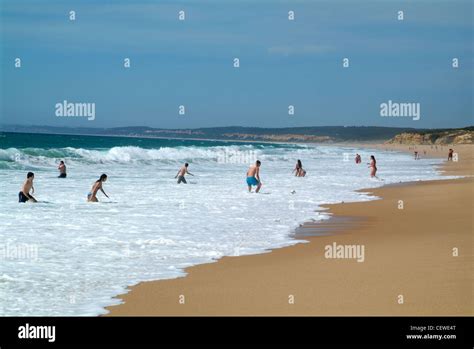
386;127;474;145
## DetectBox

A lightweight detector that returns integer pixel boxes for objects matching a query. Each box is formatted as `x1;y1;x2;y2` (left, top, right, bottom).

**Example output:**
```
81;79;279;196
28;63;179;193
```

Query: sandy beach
106;144;473;316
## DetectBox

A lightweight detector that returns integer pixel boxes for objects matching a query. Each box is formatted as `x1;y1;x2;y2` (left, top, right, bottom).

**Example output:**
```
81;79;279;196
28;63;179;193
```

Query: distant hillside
1;125;431;143
386;127;474;145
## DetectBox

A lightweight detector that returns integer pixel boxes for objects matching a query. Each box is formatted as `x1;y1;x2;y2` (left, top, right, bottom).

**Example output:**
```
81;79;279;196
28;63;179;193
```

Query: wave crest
0;145;268;165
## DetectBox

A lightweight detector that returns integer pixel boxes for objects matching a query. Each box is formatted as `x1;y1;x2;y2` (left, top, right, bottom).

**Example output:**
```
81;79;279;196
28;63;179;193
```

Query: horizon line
2;124;474;131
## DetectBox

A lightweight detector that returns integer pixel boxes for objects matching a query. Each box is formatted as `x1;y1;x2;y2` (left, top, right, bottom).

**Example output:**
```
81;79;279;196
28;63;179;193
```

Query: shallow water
0;133;450;315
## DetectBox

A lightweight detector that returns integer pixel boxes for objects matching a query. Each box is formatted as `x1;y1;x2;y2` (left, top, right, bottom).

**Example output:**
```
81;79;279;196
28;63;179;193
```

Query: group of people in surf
25;146;451;202
246;154;379;193
18;171;110;203
355;153;378;178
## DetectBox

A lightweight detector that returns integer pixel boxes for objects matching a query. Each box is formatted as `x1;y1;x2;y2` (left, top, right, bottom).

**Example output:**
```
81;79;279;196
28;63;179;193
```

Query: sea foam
0;142;451;315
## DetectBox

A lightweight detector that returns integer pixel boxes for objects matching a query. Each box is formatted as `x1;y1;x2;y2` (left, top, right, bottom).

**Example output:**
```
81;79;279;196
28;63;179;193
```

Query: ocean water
0;132;449;315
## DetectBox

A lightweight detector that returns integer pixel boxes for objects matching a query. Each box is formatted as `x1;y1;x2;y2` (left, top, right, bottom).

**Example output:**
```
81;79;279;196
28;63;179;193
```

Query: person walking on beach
247;160;262;193
19;172;37;203
87;174;109;202
414;151;419;160
58;160;67;178
355;154;362;164
369;155;377;178
175;163;194;184
292;159;306;177
448;148;454;161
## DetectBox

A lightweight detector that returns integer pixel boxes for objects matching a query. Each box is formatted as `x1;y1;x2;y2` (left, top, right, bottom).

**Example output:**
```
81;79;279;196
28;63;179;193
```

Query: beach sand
106;144;473;316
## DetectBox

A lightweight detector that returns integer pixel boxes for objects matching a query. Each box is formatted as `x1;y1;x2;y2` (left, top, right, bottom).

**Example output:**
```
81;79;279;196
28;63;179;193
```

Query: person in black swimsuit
19;172;37;203
58;160;67;178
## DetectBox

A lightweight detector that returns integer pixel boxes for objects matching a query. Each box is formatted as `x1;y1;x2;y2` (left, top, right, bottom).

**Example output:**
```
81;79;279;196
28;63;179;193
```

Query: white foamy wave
0;143;453;316
0;148;22;161
70;145;263;164
0;145;269;165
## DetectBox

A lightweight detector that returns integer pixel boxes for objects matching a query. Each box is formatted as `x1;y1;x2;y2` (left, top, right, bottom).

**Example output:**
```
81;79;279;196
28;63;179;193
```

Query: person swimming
58;160;67;178
175;163;194;184
246;160;262;193
19;172;38;203
292;159;306;177
369;155;377;178
87;174;109;202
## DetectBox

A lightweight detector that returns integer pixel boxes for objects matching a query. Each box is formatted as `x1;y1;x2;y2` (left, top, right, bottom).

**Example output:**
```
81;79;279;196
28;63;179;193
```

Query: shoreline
105;144;472;316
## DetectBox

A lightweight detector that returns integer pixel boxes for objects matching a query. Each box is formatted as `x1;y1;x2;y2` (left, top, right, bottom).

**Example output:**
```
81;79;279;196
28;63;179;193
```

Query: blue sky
1;0;472;129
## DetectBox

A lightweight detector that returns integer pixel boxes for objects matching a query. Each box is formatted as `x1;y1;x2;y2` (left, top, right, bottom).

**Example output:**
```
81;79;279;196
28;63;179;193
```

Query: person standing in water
87;174;109;202
292;159;306;177
175;163;194;184
58;160;67;178
19;172;38;203
448;148;454;161
369;155;377;178
355;154;362;164
246;160;262;193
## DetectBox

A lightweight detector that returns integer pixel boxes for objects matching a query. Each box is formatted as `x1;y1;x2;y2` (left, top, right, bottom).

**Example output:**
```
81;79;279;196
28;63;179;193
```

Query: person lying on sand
175;163;194;184
19;172;37;203
87;174;109;202
246;160;262;193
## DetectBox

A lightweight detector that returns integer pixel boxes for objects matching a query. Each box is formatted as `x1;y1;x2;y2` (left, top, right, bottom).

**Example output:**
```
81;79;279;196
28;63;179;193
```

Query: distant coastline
2;124;473;145
0;130;314;147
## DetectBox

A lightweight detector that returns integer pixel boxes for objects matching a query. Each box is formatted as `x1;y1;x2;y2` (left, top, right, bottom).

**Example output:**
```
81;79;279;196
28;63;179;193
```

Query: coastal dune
106;145;473;316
